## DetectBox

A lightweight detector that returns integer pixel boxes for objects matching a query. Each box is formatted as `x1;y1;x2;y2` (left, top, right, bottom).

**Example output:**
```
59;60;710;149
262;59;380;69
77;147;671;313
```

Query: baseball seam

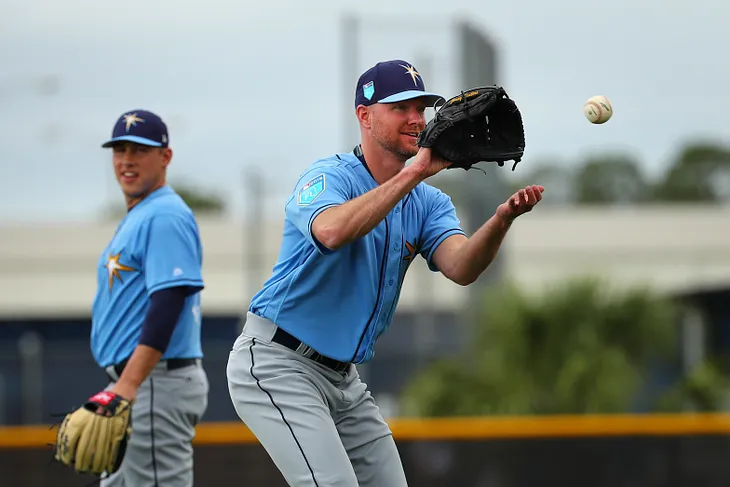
586;101;603;121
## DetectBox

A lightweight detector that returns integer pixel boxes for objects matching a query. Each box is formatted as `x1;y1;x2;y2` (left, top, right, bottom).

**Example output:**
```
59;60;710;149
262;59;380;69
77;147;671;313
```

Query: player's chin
117;179;136;191
399;136;419;156
118;180;146;199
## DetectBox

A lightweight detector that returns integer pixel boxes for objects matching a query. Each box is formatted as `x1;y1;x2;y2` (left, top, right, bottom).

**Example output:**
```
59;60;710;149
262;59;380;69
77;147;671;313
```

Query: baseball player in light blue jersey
90;109;209;486
227;60;544;486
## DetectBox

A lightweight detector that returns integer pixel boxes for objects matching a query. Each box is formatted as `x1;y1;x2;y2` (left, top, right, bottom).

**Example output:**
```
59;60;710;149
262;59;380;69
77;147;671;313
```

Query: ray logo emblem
363;81;375;100
298;174;326;206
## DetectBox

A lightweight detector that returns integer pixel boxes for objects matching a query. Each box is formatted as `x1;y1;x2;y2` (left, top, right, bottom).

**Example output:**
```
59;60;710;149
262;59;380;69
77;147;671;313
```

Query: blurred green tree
102;181;226;219
400;277;727;417
652;142;730;202
507;159;575;205
573;153;649;204
171;182;226;213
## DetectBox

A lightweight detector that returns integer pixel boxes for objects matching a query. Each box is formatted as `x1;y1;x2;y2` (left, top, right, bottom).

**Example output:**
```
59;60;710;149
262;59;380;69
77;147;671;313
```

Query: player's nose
406;110;425;127
118;156;136;167
408;120;425;132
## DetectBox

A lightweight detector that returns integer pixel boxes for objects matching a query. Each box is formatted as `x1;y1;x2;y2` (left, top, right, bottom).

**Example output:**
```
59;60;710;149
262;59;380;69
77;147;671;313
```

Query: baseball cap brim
101;135;163;148
378;90;445;106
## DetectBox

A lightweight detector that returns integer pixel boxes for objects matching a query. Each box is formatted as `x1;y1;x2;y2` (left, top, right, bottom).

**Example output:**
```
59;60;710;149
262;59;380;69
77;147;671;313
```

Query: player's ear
161;147;173;167
356;105;372;129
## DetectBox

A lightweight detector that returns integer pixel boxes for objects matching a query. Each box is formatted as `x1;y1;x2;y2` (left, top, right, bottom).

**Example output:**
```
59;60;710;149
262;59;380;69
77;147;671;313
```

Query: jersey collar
353;144;375;180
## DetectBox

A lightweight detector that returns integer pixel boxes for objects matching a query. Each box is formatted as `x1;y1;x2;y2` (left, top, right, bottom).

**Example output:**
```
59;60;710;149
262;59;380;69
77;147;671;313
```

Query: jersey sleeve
143;212;205;295
285;164;353;255
418;188;467;272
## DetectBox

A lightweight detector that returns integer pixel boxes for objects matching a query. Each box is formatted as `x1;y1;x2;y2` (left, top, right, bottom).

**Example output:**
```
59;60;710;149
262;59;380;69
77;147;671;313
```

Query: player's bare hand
496;185;544;223
408;147;452;180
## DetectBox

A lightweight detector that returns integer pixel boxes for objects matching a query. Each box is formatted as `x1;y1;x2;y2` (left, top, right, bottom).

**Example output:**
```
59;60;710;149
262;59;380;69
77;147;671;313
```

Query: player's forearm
446;213;513;285
313;165;424;250
114;345;163;397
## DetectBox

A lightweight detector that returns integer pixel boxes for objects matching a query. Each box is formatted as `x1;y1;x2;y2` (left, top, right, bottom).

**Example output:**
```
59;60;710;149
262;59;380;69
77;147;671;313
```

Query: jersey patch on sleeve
298;174;326;206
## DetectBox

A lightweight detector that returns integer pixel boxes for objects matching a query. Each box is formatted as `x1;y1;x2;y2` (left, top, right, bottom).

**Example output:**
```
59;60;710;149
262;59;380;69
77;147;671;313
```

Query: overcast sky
0;0;727;223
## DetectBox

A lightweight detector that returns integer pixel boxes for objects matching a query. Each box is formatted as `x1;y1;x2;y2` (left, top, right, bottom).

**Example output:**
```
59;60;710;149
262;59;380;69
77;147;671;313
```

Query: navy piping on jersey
249;338;320;486
389;192;416;322
402;193;412;207
353;144;375;180
348;145;392;363
352;218;389;363
424;228;460;261
307;203;339;241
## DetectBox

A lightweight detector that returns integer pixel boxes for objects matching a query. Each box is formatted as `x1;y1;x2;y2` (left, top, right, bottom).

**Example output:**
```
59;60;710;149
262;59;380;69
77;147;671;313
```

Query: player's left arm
111;212;204;401
431;185;544;286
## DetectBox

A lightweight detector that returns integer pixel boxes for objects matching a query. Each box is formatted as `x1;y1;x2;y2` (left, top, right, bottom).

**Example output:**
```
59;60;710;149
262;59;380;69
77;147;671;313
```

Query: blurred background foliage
435;139;730;207
400;277;729;417
508;140;730;205
99;138;730;219
102;179;226;219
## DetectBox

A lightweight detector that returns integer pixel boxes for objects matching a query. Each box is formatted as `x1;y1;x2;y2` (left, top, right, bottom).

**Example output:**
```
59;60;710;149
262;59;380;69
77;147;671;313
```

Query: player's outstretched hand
496;185;544;222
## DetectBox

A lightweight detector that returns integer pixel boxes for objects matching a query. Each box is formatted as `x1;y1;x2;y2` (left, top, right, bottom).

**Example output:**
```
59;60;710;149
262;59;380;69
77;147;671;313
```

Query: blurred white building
2;204;729;319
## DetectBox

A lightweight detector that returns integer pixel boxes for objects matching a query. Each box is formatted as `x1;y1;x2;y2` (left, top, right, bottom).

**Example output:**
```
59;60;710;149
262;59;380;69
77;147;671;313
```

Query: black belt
106;357;199;382
272;327;351;373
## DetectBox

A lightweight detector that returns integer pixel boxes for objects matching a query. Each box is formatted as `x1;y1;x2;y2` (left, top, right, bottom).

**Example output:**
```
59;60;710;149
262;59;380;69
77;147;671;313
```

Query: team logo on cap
123;113;145;132
363;81;375;100
400;64;421;86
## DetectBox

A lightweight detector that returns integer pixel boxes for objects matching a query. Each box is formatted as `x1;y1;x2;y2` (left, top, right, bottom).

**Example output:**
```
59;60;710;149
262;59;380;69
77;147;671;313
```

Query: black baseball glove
417;85;525;171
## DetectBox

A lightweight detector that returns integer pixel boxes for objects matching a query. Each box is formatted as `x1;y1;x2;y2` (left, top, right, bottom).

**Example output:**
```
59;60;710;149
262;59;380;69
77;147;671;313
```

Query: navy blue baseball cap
355;60;444;108
101;109;169;148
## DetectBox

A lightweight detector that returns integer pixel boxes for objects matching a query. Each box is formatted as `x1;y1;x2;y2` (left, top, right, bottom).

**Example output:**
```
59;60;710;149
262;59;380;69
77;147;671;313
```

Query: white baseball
583;95;613;124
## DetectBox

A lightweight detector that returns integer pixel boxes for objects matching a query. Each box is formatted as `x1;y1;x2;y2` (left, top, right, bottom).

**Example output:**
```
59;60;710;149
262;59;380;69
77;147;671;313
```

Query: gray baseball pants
100;360;209;487
226;312;408;487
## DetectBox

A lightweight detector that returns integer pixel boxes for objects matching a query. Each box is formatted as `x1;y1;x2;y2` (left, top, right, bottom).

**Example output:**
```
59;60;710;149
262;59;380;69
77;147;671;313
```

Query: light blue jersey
91;185;205;367
249;147;466;364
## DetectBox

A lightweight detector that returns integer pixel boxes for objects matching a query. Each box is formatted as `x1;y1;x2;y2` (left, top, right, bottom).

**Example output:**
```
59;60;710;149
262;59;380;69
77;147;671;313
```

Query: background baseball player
226;59;543;486
56;109;209;486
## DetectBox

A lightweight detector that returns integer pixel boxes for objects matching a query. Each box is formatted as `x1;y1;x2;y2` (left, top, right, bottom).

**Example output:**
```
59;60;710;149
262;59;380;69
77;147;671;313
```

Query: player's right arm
300;148;447;252
311;167;419;251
